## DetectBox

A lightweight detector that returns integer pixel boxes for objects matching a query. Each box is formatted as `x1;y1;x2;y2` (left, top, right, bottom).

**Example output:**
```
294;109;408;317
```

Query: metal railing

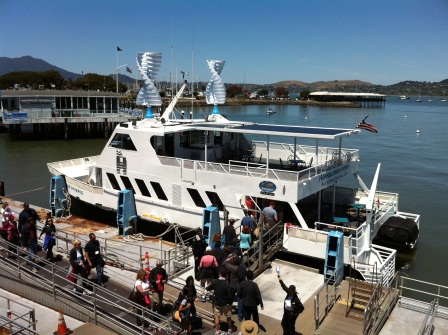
46;222;193;288
418;299;437;335
399;276;448;316
243;221;284;274
158;145;358;184
314;273;341;330
0;239;182;335
0;294;38;334
287;222;396;285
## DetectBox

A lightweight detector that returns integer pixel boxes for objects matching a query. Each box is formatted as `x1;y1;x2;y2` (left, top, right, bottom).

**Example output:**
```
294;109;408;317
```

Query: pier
309;92;386;107
0;90;137;139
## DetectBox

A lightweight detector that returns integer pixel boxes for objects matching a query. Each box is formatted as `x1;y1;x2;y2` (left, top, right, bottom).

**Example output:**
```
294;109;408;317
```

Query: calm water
1;97;447;284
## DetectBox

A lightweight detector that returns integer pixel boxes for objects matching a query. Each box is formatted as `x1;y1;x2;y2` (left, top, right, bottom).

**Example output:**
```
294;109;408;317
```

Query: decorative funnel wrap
136;52;162;115
206;60;226;113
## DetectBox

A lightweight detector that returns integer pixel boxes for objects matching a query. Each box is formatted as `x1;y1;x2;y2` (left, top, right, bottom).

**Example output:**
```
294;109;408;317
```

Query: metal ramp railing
244;221;284;277
0;239;182;335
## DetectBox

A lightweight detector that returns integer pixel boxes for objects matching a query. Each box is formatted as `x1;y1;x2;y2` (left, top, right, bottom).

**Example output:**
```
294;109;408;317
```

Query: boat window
190;130;209;146
135;178;151;197
214;132;222;146
120;176;135;194
106;173;121;190
205;191;224;211
109;133;137;151
187;188;206;208
150;181;168;201
180;131;190;147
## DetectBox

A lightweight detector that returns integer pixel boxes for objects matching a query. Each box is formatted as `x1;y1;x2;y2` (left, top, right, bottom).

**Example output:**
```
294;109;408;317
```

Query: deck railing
160;149;356;184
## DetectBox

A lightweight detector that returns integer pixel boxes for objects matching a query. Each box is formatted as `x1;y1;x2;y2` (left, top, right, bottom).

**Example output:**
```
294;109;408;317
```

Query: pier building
0;90;138;139
309;91;386;107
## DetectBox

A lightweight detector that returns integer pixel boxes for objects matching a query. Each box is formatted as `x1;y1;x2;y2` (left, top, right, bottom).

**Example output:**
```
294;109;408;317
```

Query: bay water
1;97;447;285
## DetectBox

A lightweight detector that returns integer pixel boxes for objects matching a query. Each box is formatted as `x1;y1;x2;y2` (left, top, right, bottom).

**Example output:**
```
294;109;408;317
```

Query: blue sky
1;0;447;85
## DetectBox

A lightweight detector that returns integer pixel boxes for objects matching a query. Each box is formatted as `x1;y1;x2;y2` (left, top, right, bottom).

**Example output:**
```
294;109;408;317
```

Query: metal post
174;229;177;264
140;245;143;270
30;310;36;331
52;263;56;300
141;308;145;335
258;219;264;270
93;286;97;324
159;237;163;259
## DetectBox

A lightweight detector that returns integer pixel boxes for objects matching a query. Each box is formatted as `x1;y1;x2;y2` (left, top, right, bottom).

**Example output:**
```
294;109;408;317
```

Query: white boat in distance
266;108;276;115
48;56;420;281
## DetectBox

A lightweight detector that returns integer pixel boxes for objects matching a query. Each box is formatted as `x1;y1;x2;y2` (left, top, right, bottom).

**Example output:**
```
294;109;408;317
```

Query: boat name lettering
69;184;84;195
260;191;275;196
259;181;276;193
319;164;349;186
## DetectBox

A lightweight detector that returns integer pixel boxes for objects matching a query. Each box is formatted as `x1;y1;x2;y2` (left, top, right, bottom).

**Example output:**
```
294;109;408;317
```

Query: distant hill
1;56;447;95
0;56;82;80
0;56;135;83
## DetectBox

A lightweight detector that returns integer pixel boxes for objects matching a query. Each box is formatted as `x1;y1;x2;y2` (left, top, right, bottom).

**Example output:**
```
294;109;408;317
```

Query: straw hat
240;320;258;335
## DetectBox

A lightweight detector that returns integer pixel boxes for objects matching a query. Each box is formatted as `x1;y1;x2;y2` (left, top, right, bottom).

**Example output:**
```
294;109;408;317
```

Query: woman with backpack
198;246;218;287
174;287;193;335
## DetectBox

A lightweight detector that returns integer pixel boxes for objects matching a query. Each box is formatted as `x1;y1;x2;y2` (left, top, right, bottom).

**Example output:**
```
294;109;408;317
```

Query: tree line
0;71;128;93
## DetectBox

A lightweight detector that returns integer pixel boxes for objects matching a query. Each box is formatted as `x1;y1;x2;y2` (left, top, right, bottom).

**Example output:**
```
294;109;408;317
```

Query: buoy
404;115;407;118
416;130;420;134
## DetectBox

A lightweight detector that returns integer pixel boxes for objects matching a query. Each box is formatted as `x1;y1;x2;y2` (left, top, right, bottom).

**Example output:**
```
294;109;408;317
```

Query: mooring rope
3;186;47;197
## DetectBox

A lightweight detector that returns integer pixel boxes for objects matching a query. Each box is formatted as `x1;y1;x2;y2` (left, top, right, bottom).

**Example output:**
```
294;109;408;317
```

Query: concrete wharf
1;197;447;334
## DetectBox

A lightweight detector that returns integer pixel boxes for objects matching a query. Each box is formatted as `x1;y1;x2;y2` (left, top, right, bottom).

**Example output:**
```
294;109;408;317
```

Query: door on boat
165;133;175;157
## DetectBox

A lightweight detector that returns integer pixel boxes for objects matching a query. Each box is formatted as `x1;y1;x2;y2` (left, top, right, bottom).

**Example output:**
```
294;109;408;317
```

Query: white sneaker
83;290;92;296
32;268;38;273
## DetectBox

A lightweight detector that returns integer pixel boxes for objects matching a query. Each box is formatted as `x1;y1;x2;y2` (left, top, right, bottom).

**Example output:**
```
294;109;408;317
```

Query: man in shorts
206;268;234;335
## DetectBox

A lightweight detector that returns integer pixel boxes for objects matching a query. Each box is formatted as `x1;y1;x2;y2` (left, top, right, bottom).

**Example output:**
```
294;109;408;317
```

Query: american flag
126;67;132;74
357;120;378;133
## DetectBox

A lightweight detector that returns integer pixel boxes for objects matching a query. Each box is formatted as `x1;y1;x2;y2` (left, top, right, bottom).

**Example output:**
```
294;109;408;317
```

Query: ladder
346;259;380;320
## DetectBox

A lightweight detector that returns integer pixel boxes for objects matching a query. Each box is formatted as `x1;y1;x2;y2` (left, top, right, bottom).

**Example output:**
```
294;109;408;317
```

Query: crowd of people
1;202;48;272
2;200;305;334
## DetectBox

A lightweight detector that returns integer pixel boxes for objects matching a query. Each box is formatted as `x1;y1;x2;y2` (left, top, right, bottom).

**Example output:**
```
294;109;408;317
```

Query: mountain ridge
1;56;447;95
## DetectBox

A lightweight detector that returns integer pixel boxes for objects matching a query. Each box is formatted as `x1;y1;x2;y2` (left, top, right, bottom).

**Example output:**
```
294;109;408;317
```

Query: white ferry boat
47;56;420;282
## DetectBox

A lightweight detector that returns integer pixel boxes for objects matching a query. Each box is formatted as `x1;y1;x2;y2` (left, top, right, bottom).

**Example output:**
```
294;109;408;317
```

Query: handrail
158;146;357;184
0;239;181;334
418;299;437;335
0;294;38;334
399;276;448;315
314;273;341;330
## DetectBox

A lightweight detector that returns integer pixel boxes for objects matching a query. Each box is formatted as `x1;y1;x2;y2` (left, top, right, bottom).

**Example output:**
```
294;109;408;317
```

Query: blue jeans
27;244;37;270
95;263;103;285
237;294;243;320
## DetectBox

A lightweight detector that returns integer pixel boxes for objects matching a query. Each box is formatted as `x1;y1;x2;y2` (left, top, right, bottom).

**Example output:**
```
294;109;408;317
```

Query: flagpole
116;47;119;93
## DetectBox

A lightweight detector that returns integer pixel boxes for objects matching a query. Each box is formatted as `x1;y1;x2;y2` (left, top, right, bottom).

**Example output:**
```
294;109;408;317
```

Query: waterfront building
0;90;135;138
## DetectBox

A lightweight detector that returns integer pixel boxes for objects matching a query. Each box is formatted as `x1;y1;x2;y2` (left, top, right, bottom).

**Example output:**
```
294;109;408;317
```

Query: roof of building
309;91;385;97
0;90;120;98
